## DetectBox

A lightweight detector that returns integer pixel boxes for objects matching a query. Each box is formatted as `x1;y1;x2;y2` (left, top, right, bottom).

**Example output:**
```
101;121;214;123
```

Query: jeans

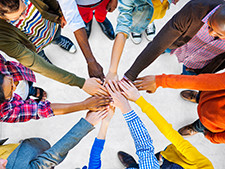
161;158;183;169
192;119;208;133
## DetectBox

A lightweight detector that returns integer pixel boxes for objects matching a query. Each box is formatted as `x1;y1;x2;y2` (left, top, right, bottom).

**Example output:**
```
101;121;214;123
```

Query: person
0;110;108;169
0;54;111;123
108;80;213;168
0;0;106;96
82;107;115;169
124;0;225;100
105;0;178;81
76;0;117;40
134;72;225;144
106;80;160;168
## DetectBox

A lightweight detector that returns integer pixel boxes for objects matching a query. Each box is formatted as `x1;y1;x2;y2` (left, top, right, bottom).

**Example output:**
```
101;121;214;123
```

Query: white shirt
14;80;29;100
57;0;85;32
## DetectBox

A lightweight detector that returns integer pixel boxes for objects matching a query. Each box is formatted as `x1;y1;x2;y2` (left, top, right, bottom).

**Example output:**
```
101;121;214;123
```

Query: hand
60;16;67;28
105;71;119;82
105;80;132;114
172;0;179;5
107;0;118;12
85;110;108;126
134;75;157;93
83;95;112;111
118;80;141;102
102;106;115;124
82;78;108;96
88;61;105;82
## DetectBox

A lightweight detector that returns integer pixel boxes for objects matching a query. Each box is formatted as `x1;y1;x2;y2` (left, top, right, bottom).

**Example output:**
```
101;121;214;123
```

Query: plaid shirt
123;110;159;169
172;5;225;69
0;54;54;123
0;54;36;82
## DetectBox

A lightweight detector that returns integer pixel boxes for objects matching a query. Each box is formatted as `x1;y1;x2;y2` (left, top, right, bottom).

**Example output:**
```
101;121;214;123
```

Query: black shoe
85;20;92;39
97;17;115;40
53;35;76;53
38;50;52;64
117;151;139;168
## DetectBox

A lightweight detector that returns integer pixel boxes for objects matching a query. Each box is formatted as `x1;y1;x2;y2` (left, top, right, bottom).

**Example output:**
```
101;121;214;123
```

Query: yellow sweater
135;96;214;169
0;144;20;159
150;0;169;23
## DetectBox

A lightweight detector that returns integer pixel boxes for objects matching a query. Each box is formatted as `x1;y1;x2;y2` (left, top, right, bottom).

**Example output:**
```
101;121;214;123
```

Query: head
208;5;225;39
0;159;7;169
0;0;27;21
0;72;16;103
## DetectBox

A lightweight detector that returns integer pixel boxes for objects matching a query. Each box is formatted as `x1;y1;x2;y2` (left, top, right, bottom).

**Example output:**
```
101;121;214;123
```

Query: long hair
0;0;20;17
0;72;6;104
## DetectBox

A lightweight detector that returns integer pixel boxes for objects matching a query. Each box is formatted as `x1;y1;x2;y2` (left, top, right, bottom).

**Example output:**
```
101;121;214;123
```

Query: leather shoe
97;17;115;40
178;123;198;136
85;20;92;39
117;151;139;168
180;90;198;103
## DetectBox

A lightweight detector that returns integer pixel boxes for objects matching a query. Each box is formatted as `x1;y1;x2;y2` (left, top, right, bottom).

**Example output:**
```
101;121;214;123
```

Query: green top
0;0;85;88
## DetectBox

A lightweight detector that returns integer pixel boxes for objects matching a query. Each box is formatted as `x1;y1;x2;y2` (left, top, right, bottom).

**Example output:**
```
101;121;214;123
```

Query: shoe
117;151;139;168
97;17;115;40
144;22;156;41
130;32;142;44
178;123;198;136
55;35;76;53
85;20;92;39
180;90;198;103
155;152;163;166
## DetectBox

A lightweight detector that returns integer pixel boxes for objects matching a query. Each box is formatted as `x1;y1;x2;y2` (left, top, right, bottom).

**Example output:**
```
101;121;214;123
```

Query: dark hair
0;72;6;104
0;0;20;17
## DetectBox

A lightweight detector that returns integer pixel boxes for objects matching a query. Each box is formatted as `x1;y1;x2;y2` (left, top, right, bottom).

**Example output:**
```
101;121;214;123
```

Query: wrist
120;104;132;114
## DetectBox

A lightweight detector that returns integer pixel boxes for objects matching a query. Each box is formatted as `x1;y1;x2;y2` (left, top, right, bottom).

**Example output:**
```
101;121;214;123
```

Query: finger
112;80;120;92
118;81;128;92
136;77;145;81
134;82;142;89
108;80;117;93
96;78;103;85
121;91;128;98
119;80;129;90
127;80;135;88
105;83;114;96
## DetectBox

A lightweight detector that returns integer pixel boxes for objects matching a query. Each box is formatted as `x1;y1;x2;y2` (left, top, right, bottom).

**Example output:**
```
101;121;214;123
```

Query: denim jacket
116;0;171;36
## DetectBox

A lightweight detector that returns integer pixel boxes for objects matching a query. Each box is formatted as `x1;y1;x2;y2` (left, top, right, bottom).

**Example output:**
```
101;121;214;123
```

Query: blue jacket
116;0;171;36
6;118;94;169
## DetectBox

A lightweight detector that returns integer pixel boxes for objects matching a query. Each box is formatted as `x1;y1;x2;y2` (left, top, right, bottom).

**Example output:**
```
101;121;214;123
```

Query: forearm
109;33;127;73
74;28;96;63
51;101;87;115
205;131;225;144
156;73;225;91
97;121;109;140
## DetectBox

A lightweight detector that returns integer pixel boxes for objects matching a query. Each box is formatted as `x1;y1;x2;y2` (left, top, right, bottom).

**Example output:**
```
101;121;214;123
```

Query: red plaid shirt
0;54;54;123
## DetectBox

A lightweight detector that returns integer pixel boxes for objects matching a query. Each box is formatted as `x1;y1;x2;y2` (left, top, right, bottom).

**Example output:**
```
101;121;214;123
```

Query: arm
205;131;225;144
106;33;127;81
124;1;195;81
88;108;114;169
106;81;159;168
134;72;225;93
29;111;107;168
106;0;118;12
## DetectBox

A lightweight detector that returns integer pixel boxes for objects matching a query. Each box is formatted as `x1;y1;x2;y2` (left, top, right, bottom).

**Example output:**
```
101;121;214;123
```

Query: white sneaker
145;22;156;41
130;32;142;44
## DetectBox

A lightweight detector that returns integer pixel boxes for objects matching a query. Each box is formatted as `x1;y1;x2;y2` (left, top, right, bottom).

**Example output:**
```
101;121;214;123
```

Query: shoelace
146;23;155;34
58;38;72;50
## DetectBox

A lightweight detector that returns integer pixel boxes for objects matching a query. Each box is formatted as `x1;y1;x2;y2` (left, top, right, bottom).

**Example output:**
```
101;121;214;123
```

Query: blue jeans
192;119;208;133
161;158;183;169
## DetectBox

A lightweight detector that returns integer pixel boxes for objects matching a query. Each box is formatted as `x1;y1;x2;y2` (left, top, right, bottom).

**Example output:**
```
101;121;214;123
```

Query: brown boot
178;124;198;136
180;90;198;103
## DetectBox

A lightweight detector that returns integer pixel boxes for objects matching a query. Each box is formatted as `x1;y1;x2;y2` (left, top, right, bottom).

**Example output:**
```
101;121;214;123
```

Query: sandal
180;90;198;103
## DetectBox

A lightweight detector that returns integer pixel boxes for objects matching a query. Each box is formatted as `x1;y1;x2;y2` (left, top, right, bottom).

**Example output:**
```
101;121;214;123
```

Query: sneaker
180;90;198;103
178;123;198;136
54;35;76;53
145;22;156;41
85;19;92;39
97;17;115;40
130;32;142;44
117;151;139;168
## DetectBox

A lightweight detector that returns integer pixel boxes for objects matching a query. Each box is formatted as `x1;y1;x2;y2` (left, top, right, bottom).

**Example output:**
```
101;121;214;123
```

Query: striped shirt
123;110;159;169
172;5;225;69
10;0;59;53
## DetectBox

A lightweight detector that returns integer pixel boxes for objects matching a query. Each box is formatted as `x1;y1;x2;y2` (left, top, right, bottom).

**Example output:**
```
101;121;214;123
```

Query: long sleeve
29;118;94;168
88;138;105;169
57;0;85;32
135;96;213;168
155;72;225;91
124;1;198;81
205;131;225;144
123;110;159;169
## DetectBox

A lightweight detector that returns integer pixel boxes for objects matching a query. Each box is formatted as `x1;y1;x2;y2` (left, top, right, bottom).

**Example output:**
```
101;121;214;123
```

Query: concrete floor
1;0;225;168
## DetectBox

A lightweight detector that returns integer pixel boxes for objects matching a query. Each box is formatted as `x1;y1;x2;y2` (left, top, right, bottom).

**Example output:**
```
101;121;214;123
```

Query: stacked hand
134;75;157;93
85;110;108;126
83;95;112;111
